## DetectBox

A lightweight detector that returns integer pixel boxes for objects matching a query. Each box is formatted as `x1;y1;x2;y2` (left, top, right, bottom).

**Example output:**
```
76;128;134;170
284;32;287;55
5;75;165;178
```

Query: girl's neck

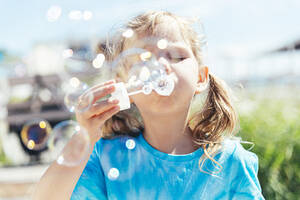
141;106;197;155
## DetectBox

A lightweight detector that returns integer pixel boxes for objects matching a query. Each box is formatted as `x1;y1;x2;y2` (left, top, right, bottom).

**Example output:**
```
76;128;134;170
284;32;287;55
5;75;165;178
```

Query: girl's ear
129;96;134;104
195;66;209;94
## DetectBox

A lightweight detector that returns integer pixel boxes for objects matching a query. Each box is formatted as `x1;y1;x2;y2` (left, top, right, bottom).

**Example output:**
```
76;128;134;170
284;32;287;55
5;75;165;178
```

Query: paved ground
0;165;48;200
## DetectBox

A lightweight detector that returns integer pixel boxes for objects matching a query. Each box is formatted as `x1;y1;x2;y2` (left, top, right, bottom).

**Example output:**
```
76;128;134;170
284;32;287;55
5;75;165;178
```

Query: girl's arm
33;80;119;200
32;139;96;200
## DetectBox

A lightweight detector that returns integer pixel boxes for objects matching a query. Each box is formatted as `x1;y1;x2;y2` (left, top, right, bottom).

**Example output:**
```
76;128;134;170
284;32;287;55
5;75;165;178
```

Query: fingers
85;99;119;119
76;80;120;129
94;105;120;123
91;85;115;104
88;79;115;94
80;80;116;105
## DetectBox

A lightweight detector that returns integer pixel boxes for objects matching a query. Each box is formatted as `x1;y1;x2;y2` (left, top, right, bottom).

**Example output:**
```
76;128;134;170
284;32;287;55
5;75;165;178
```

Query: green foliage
239;96;300;200
0;141;11;166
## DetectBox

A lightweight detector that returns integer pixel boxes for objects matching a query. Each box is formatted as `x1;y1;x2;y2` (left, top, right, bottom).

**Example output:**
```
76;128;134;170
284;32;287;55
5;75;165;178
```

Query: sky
0;0;300;57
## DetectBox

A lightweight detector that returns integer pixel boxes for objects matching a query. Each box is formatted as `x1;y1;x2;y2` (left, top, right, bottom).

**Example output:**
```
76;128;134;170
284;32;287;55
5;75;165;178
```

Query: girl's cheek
173;58;199;84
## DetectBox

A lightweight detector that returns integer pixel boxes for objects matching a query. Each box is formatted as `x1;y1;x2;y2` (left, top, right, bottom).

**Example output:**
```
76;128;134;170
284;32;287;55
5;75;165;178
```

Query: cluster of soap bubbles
114;45;175;97
19;22;207;167
62;32;179;112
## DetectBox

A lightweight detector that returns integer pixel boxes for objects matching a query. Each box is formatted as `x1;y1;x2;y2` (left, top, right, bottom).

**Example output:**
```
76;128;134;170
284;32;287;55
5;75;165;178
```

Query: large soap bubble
124;49;175;96
62;77;94;113
47;120;90;167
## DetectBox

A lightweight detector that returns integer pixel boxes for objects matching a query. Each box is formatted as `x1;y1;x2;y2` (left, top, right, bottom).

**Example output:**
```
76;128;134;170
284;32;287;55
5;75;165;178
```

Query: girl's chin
143;93;180;110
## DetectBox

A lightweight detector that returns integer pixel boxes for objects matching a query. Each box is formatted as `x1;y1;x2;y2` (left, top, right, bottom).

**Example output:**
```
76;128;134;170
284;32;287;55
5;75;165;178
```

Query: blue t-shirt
71;133;264;200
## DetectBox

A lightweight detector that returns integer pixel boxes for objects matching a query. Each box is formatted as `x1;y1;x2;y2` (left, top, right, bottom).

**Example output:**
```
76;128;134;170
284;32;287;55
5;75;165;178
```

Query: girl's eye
171;57;186;62
167;52;186;62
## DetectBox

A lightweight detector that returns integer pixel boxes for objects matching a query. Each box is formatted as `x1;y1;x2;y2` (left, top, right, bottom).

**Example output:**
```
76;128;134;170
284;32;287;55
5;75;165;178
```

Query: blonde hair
99;11;238;173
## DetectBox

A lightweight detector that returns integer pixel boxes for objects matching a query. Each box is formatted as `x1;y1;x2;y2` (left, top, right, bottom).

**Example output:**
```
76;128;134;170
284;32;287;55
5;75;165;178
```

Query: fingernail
107;85;114;90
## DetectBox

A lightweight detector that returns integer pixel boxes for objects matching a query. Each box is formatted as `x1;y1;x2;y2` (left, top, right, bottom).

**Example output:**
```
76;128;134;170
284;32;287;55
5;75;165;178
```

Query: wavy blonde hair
99;11;238;173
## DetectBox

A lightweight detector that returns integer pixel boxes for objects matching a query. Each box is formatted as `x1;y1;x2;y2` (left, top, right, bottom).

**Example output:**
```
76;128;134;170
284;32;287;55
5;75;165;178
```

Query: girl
34;11;264;199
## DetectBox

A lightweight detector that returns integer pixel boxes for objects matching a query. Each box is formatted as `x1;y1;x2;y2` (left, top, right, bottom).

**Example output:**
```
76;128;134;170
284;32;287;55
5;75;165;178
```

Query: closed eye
171;56;186;62
167;51;187;63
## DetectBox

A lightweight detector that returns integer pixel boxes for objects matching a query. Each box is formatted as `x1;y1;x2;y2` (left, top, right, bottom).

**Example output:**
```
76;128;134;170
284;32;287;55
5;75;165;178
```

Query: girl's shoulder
218;138;259;172
222;138;257;157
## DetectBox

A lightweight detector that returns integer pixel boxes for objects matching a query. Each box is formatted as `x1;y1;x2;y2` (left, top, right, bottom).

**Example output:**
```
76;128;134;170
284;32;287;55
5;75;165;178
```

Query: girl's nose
157;57;172;74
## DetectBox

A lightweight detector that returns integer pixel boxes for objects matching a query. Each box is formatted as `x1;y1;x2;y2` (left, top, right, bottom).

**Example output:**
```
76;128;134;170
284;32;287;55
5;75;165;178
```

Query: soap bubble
153;75;175;96
108;168;119;180
83;10;93;21
157;39;168;49
46;5;62;22
63;77;93;113
62;48;73;59
139;66;151;81
150;69;161;81
92;53;105;69
21;119;52;151
142;82;153;95
122;29;134;38
125;139;136;150
140;51;152;61
47;120;90;167
148;68;175;96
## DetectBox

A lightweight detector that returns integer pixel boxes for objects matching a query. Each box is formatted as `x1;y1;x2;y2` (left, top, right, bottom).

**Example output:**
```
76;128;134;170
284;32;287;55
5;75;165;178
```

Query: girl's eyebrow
166;42;192;55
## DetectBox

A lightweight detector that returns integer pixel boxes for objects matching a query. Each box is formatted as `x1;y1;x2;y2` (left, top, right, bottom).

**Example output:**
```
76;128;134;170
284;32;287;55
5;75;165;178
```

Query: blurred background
0;0;299;199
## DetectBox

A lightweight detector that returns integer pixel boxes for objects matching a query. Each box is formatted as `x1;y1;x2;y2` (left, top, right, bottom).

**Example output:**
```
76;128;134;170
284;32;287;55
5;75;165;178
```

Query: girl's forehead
152;17;184;43
124;16;192;52
128;18;189;49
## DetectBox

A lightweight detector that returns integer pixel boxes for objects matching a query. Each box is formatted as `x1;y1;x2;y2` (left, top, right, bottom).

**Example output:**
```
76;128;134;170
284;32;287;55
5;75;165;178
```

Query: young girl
34;11;264;199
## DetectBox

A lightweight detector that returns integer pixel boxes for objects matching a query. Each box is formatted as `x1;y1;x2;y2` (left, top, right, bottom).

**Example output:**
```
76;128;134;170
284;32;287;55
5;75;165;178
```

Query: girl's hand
75;80;120;145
